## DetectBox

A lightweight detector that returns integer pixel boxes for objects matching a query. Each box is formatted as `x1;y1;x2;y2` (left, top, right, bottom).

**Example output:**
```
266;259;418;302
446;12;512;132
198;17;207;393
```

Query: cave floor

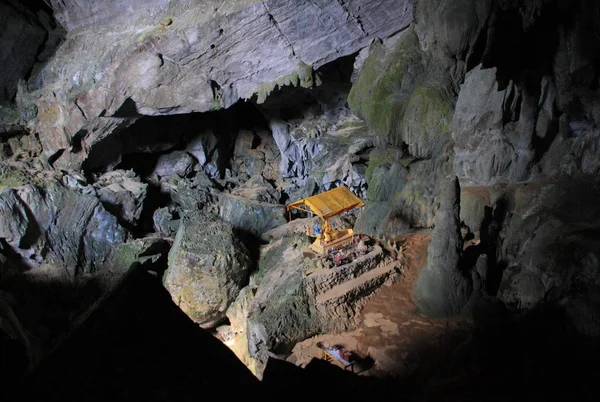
289;231;473;380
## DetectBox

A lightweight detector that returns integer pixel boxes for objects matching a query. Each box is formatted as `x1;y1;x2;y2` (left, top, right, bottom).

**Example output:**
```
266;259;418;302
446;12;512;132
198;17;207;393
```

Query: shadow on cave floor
284;232;600;401
3;233;599;401
9;265;260;402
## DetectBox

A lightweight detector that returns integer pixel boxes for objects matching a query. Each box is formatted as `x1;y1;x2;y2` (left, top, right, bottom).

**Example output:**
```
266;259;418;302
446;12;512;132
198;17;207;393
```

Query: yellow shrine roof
286;186;365;219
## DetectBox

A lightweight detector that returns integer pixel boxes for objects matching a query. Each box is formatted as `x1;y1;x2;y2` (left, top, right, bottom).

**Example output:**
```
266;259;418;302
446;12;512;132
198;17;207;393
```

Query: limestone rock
349;26;456;235
452;65;532;185
230;174;280;204
27;0;413;169
184;129;219;173
0;1;48;101
348;26;426;146
354;202;395;237
224;286;261;374
0;183;127;276
497;178;600;334
412;176;472;317
247;236;320;363
152;207;179;237
540;116;600;178
268;115;371;199
459;186;492;235
93;169;147;226
219;192;286;237
401;85;453;159
163;211;250;327
112;236;173;276
167;174;216;212
153;151;195;179
414;0;492;77
365;149;407;202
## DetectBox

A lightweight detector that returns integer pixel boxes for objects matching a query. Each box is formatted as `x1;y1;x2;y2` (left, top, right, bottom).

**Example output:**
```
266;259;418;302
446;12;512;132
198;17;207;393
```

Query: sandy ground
288;231;472;378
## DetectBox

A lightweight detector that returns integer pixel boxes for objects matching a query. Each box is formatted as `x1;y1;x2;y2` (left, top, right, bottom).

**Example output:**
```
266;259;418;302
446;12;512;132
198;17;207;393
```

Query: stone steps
304;245;383;295
315;259;399;306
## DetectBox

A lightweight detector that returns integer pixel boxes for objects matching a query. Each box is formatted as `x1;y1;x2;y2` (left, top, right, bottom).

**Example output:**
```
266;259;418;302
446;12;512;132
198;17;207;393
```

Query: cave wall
0;1;46;102
348;0;600;330
0;1;65;103
1;0;600;388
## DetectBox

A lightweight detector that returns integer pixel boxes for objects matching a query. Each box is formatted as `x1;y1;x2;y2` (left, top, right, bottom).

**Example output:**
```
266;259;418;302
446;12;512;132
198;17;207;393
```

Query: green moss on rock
401;85;453;158
0;165;31;188
348;26;425;145
255;238;289;285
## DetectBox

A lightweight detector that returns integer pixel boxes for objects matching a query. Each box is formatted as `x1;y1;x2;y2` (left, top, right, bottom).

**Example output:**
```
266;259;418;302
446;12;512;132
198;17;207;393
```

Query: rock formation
163;211;250;327
16;0;413;170
412;176;471;317
0;175;127;276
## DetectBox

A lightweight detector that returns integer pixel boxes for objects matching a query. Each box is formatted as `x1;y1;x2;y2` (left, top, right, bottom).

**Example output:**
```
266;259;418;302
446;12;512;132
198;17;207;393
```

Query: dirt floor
288;231;473;379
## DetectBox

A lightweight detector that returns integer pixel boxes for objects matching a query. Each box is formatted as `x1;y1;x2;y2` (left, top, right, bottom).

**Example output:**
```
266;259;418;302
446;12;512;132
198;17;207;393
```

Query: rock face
220;193;286;237
268;116;371;200
0;1;63;102
163;211;250;327
452;65;532;186
349;26;455;234
0;181;127;276
22;0;413;168
496;179;600;336
92;169;147;226
412;176;471;317
247;236;320;363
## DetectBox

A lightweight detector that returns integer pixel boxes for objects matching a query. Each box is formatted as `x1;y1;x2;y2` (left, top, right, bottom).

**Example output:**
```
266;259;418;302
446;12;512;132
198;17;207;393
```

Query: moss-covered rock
354;201;392;237
401;85;453;159
113;237;172;272
348;26;426;145
163;211;250;327
246;237;319;362
365;148;407;202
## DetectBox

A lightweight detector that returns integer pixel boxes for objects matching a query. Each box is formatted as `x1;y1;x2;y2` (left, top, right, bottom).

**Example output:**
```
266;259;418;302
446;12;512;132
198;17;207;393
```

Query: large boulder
152;151;195;179
412;175;472;317
163;211;250;327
